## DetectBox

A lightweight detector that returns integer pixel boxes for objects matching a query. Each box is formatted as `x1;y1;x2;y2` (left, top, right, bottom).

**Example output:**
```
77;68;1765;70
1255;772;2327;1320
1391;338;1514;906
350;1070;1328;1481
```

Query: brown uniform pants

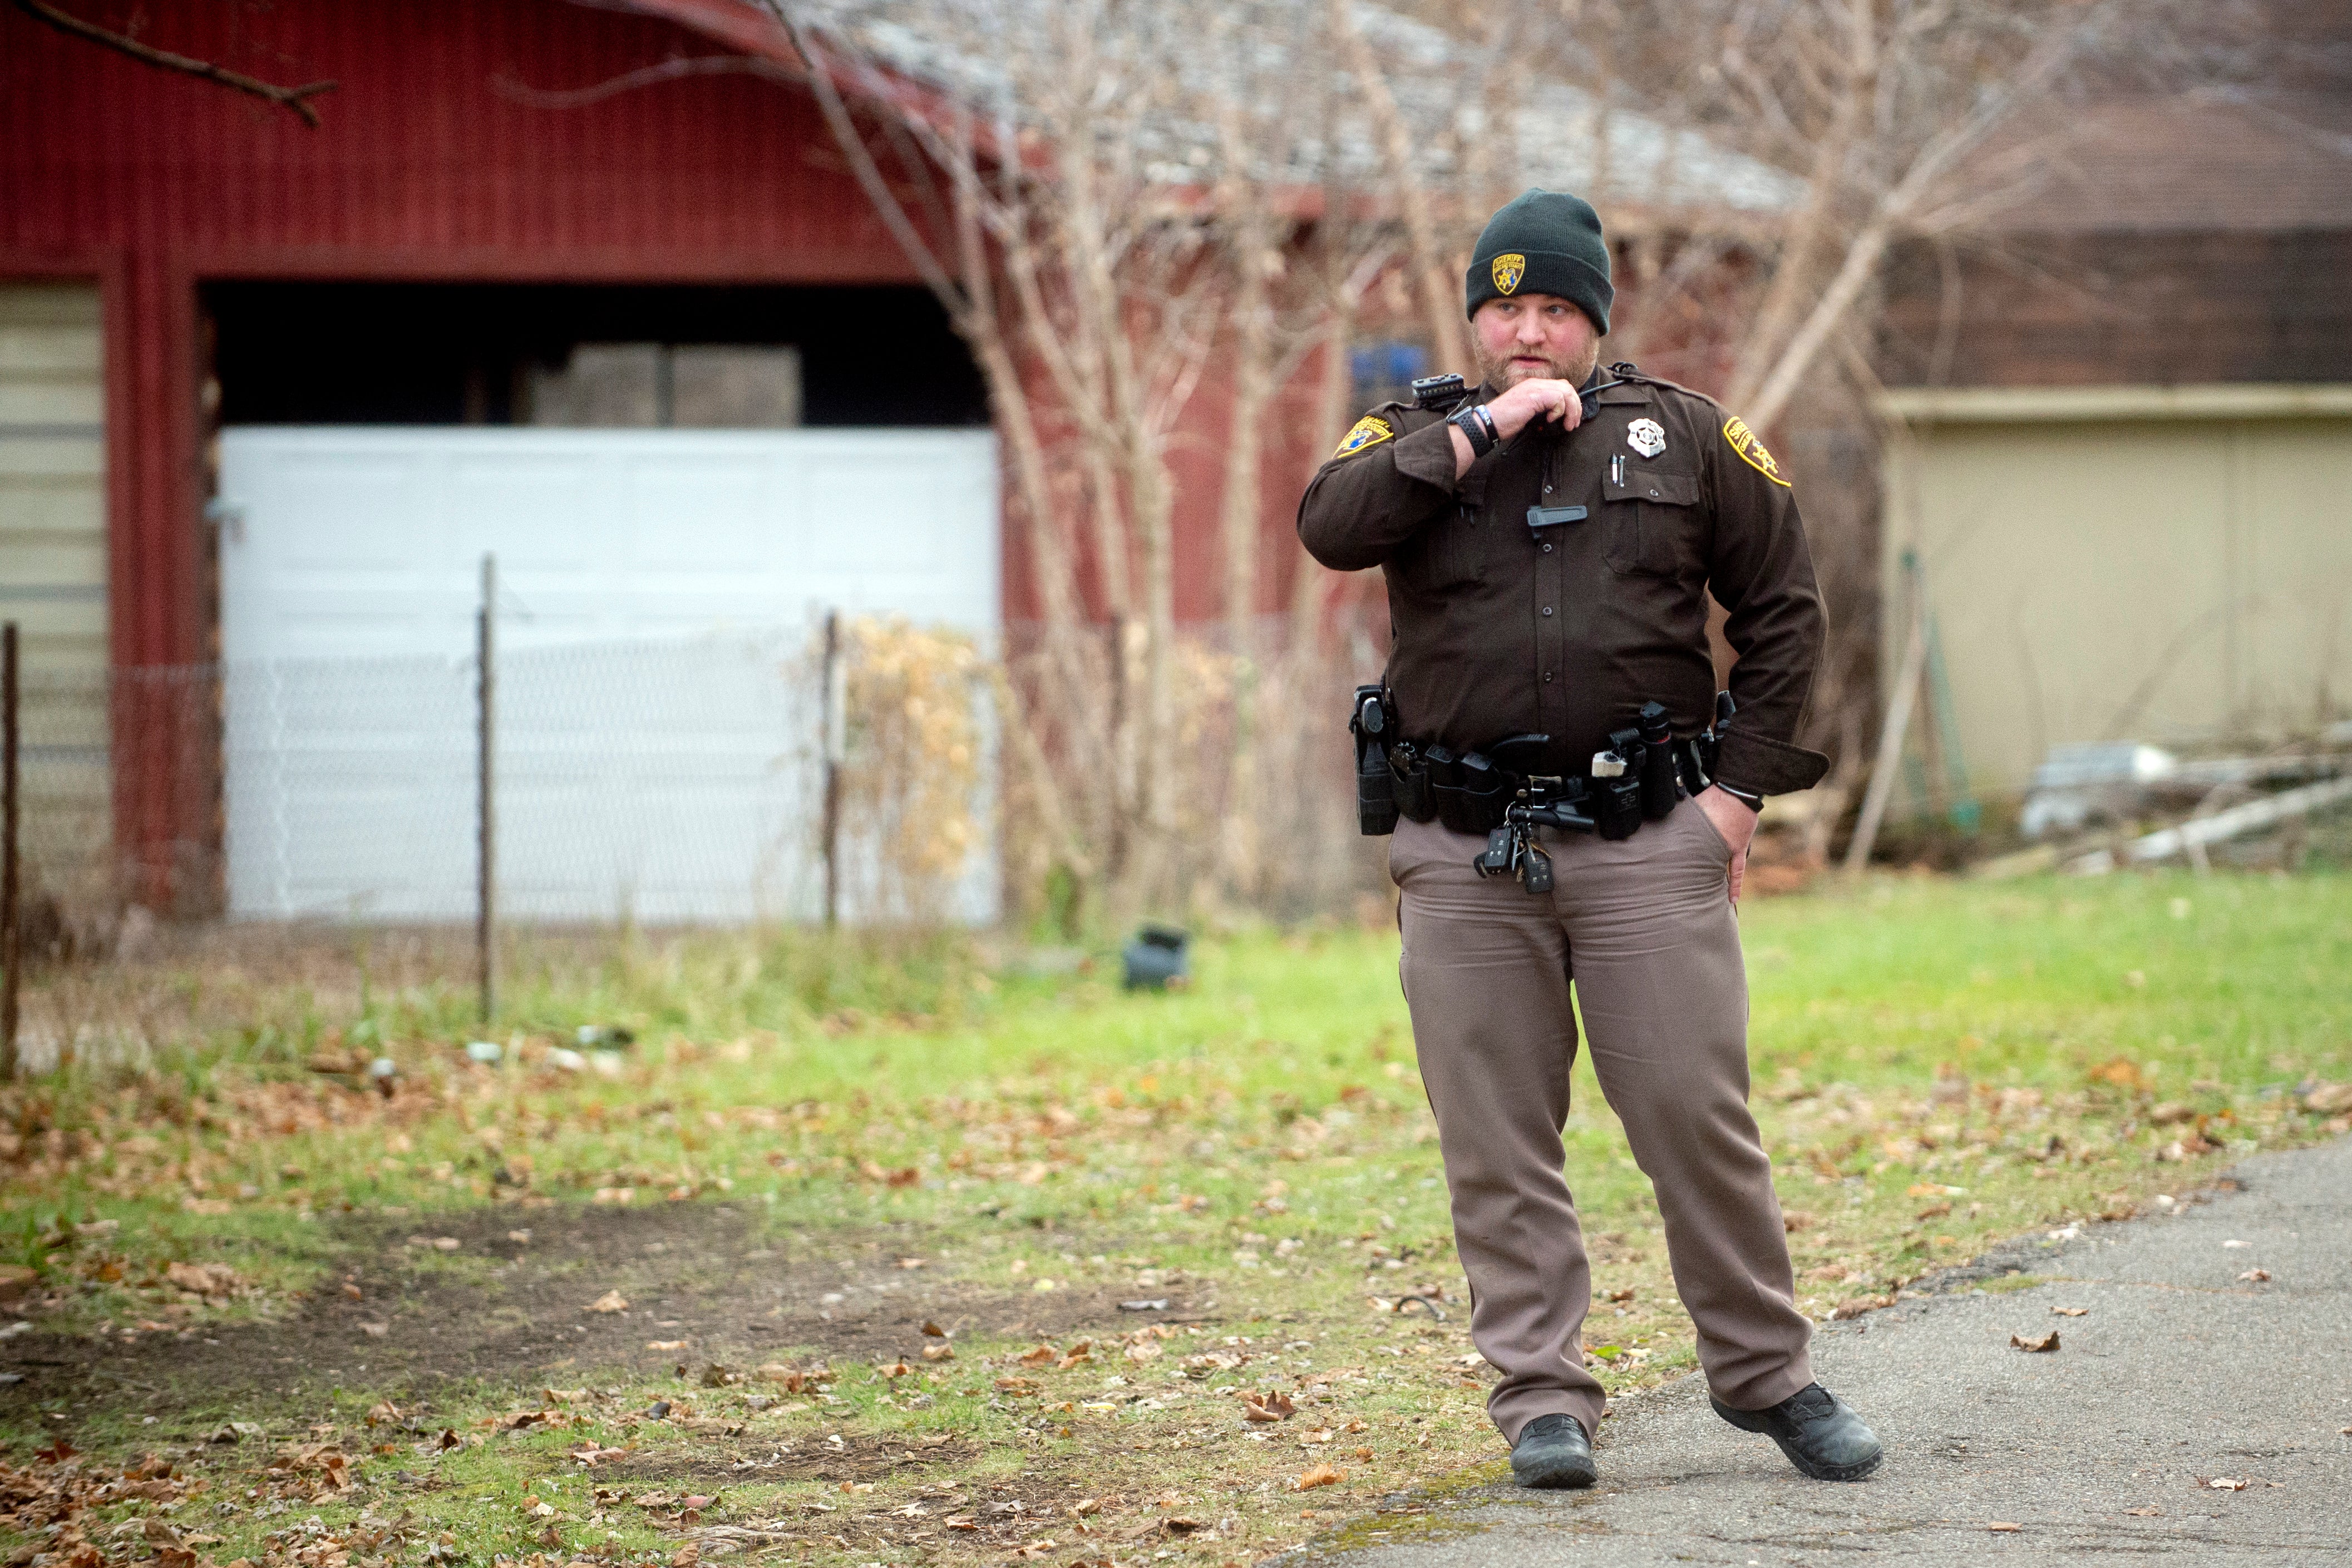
1391;806;1813;1445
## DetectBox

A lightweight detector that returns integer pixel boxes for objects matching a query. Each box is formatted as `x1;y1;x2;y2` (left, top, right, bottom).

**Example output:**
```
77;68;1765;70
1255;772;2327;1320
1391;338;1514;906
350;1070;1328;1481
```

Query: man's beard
1473;336;1601;392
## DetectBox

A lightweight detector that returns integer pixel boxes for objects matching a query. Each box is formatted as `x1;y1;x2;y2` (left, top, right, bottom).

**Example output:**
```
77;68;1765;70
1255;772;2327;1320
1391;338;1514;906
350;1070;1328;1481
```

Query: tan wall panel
0;324;102;376
0;282;112;886
1892;422;2231;792
2238;421;2352;733
0;284;101;329
1889;410;2352;795
0;384;101;425
0;437;105;480
0;480;102;538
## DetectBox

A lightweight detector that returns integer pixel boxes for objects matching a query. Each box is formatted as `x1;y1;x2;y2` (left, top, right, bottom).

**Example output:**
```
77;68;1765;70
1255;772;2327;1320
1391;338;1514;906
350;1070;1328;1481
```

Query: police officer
1298;189;1882;1489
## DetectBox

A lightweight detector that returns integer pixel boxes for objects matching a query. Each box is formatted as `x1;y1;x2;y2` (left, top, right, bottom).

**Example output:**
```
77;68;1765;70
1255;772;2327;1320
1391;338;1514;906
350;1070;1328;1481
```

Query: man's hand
1486;377;1585;440
1448;378;1584;475
1693;786;1759;905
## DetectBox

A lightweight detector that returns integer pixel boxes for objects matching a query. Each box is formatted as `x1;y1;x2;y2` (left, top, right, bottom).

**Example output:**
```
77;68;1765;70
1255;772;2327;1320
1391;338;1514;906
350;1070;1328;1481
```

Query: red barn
2;0;1309;915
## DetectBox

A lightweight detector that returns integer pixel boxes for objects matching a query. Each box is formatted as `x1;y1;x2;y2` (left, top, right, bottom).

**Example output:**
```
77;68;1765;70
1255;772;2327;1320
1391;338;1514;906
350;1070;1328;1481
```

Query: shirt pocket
1601;467;1700;576
1401;476;1491;590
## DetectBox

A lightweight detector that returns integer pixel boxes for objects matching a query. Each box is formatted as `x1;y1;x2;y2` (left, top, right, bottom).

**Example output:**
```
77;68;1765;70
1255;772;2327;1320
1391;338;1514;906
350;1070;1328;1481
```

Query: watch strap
1449;403;1498;458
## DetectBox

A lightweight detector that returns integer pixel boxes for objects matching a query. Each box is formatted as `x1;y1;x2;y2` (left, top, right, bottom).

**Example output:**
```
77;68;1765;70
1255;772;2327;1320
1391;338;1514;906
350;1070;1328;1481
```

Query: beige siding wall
1882;389;2352;796
0;282;111;895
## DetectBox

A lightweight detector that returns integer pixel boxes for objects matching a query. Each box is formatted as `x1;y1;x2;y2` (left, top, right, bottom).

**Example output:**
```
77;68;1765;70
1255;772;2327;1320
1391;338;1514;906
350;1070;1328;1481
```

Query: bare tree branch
492;56;788;110
10;0;335;126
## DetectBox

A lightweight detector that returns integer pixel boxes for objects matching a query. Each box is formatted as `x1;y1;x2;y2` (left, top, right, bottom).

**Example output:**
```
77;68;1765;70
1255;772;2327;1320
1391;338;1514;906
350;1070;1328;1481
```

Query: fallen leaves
755;1361;829;1393
1831;1294;1892;1320
265;1442;352;1493
586;1290;630;1314
2010;1330;2060;1353
1292;1464;1344;1491
2237;1269;2271;1283
1986;1521;2022;1532
1242;1391;1296;1423
162;1261;243;1300
2051;1306;2088;1317
2089;1058;2146;1091
2302;1082;2352;1115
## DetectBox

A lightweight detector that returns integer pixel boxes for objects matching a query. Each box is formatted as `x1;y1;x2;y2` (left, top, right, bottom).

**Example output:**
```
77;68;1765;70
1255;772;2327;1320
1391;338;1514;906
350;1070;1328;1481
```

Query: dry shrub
834;615;989;924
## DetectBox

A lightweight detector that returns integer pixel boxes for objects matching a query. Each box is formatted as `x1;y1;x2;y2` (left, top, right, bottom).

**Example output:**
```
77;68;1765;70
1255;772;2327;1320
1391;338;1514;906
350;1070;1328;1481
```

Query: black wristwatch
1448;403;1499;459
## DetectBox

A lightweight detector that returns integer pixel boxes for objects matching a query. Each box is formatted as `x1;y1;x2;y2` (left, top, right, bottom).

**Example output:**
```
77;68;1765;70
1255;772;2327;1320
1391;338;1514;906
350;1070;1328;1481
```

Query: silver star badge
1626;418;1666;458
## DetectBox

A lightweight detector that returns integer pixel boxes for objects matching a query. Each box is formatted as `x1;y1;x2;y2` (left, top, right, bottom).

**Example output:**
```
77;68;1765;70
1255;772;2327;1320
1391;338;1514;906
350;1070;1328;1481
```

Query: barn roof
1961;92;2352;234
621;0;1803;216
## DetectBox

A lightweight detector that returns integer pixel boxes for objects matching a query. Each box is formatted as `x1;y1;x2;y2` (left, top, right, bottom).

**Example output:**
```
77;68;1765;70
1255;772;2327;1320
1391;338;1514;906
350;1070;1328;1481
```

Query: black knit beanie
1463;189;1613;335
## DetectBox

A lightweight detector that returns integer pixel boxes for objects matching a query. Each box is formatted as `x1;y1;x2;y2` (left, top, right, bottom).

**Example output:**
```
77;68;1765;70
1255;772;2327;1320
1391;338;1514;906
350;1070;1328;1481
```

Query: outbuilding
1874;93;2352;806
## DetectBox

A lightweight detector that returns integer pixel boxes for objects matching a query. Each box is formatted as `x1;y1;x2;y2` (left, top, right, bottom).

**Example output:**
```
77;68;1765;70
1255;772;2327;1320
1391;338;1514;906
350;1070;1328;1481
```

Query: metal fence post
1;622;17;1078
821;608;843;929
477;555;497;1023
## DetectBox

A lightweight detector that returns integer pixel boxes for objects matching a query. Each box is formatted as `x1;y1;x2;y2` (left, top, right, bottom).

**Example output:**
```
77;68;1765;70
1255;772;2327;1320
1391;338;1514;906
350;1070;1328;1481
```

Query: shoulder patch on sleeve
1333;415;1395;459
1722;416;1792;487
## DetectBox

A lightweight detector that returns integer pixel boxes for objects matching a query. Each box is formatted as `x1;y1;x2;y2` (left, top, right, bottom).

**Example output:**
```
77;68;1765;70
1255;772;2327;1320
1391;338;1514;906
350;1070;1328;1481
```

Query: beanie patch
1464;189;1614;334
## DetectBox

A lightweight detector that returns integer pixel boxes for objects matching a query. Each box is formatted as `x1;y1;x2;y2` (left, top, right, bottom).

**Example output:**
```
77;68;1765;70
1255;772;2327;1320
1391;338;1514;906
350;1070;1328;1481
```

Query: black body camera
1410;373;1468;411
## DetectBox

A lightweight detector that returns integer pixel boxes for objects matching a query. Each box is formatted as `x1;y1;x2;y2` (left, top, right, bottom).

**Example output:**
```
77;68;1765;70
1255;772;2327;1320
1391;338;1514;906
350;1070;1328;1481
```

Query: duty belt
1352;690;1738;896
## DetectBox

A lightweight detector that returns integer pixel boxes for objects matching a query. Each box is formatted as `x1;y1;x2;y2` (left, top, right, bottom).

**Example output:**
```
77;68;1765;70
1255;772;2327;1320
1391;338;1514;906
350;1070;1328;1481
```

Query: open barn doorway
206;280;989;430
203;280;1000;925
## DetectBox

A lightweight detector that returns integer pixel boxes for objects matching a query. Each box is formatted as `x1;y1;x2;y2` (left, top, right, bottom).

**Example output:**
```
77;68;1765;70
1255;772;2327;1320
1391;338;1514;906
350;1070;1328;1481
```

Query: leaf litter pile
0;877;2346;1568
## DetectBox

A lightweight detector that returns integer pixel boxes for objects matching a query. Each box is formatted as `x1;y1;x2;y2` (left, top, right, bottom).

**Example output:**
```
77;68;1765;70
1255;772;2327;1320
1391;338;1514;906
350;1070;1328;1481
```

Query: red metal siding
2;2;910;290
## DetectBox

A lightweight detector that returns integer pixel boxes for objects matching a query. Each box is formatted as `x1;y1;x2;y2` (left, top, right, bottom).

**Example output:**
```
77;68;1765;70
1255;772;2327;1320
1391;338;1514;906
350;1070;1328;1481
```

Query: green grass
0;871;2346;1568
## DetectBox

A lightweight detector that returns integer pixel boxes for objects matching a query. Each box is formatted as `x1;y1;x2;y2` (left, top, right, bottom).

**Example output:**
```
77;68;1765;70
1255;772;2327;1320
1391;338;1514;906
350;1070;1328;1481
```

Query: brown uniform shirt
1296;369;1830;797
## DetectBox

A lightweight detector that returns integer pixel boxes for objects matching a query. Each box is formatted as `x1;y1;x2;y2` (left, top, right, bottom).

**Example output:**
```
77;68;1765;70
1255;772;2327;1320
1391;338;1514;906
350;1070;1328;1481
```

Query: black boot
1509;1412;1597;1490
1710;1383;1883;1481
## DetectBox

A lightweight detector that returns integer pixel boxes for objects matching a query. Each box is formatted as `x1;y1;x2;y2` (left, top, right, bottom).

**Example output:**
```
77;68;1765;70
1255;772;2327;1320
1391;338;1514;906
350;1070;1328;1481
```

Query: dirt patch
0;1201;1206;1434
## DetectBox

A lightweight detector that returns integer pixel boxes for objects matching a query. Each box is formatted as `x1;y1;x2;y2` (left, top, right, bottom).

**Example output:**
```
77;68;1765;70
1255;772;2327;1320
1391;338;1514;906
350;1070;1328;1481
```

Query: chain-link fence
3;611;1387;1067
19;625;1029;936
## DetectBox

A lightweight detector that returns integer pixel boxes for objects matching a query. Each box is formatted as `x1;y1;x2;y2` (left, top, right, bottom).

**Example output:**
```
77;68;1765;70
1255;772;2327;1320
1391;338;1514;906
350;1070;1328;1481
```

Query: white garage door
215;427;999;924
